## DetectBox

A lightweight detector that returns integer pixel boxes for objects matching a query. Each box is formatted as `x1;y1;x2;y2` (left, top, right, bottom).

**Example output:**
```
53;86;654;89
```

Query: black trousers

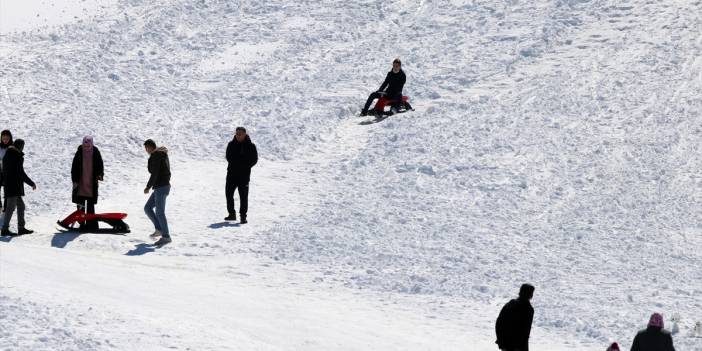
362;92;402;113
75;197;97;229
226;173;249;216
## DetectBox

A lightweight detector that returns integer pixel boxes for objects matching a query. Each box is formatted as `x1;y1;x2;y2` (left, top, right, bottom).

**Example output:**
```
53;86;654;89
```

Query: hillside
1;0;701;350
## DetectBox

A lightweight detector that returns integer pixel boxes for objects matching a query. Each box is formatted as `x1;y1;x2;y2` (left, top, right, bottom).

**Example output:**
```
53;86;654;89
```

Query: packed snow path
2;0;702;350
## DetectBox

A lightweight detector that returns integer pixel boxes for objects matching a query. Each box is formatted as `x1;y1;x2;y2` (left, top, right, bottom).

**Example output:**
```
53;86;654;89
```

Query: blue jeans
144;185;170;238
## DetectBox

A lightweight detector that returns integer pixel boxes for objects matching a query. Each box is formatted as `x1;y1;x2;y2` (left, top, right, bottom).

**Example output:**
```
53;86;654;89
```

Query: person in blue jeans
143;139;171;246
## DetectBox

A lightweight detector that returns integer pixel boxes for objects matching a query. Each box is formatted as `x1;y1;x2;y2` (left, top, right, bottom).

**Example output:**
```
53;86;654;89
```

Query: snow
1;0;702;350
0;0;118;34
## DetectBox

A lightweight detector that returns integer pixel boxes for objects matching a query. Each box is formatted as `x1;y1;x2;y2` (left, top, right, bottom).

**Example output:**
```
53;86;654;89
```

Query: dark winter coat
71;145;104;205
630;327;675;351
0;131;13;187
2;146;35;197
495;298;534;351
226;135;258;183
146;147;171;189
378;69;406;97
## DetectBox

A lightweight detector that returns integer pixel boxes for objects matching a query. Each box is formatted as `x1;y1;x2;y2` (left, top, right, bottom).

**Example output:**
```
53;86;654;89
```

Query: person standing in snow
71;136;104;231
495;284;535;351
630;313;675;351
360;58;406;116
1;139;36;236
143;139;172;246
0;129;14;211
224;127;257;224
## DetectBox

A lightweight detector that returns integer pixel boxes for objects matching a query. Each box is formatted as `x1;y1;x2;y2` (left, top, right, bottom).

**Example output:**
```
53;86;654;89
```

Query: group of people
0;56;400;241
0;127;257;246
496;284;676;351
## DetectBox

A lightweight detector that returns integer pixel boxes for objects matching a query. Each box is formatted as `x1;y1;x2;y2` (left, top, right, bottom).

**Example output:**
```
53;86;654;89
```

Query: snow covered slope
1;0;701;350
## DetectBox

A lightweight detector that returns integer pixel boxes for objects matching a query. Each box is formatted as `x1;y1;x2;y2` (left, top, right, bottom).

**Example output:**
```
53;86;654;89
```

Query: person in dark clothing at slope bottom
495;284;535;351
630;313;676;351
224;127;258;224
360;58;406;116
1;139;37;236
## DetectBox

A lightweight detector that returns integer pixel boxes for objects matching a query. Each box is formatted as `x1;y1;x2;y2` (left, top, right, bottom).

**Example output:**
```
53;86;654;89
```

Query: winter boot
224;213;237;221
240;214;247;224
153;236;172;246
149;229;162;239
18;228;34;235
1;228;17;236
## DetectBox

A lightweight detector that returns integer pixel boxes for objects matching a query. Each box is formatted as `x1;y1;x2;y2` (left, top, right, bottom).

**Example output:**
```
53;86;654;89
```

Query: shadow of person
208;222;240;229
51;231;81;248
125;243;155;256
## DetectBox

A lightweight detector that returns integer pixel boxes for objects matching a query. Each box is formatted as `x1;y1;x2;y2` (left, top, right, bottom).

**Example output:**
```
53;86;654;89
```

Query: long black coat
631;327;675;351
71;146;104;205
2;146;35;197
226;136;258;183
495;298;534;351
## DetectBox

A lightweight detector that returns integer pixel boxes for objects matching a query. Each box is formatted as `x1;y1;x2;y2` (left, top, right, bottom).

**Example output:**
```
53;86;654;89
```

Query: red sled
57;209;130;233
369;95;414;116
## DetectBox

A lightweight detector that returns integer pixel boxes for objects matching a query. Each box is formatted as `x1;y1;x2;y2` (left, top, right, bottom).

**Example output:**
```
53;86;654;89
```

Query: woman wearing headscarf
71;136;104;231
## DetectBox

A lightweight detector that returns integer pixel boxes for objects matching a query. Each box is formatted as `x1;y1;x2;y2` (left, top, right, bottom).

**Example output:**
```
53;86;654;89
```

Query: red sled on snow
57;208;130;234
368;95;414;117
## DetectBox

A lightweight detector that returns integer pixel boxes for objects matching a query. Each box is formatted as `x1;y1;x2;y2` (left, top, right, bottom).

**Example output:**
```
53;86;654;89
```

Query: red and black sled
57;208;130;234
368;95;414;117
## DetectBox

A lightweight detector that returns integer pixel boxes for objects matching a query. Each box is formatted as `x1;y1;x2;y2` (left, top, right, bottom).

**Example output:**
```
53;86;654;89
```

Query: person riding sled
360;58;408;116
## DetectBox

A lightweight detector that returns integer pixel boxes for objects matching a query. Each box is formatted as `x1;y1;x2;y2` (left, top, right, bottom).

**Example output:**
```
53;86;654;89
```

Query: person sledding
360;58;412;116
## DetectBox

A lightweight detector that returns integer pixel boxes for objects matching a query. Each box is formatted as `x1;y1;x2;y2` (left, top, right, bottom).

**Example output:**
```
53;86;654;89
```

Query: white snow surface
1;0;702;350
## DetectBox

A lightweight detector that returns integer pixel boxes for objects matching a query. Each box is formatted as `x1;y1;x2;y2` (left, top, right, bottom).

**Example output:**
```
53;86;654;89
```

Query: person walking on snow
224;127;258;224
143;139;171;246
495;283;535;351
1;139;36;236
71;136;104;231
0;129;14;211
630;313;675;351
360;58;406;116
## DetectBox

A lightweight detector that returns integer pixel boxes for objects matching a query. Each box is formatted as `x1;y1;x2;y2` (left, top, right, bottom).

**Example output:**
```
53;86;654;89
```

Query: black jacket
146;147;171;189
631;327;675;351
495;298;534;351
71;146;104;205
226;136;258;183
2;146;35;197
378;69;406;97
